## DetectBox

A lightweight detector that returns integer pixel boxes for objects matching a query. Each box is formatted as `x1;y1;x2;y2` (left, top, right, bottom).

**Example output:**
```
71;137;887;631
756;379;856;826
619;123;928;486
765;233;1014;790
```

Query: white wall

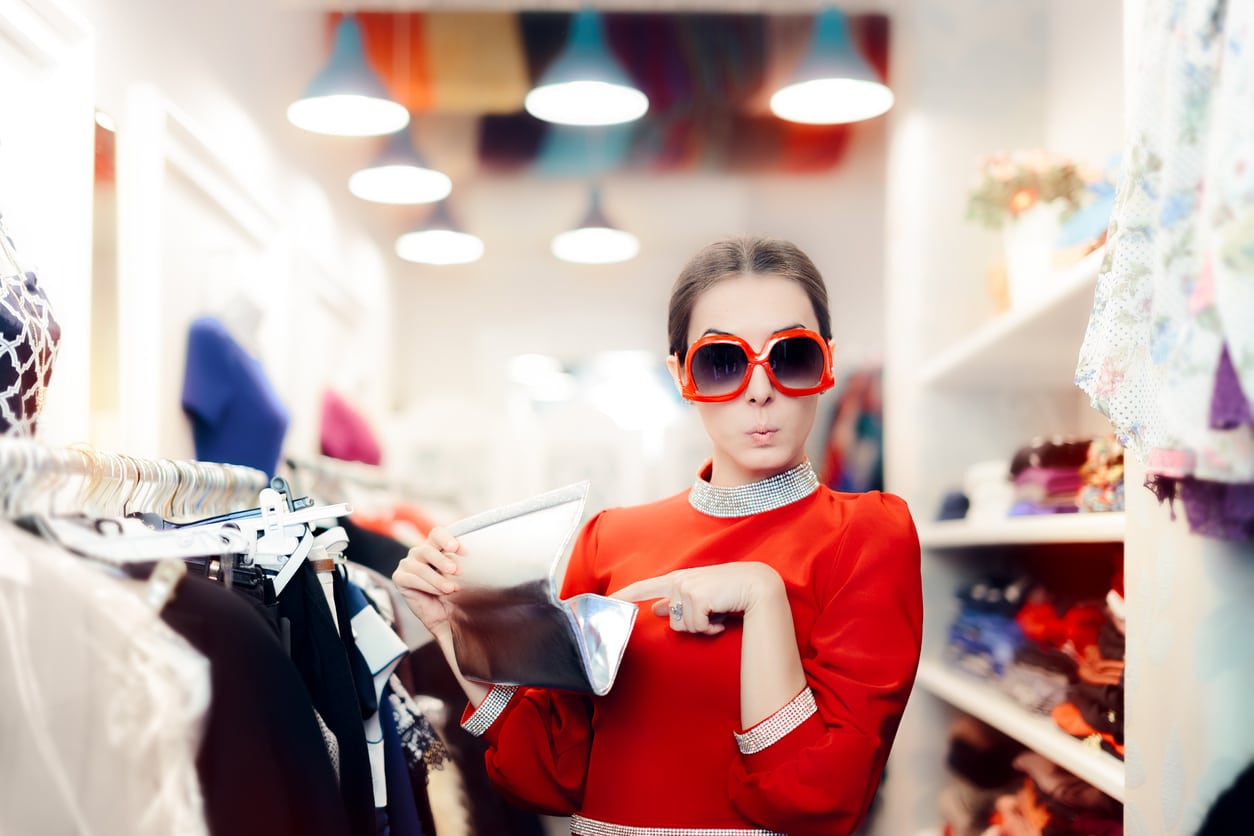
0;1;95;445
63;0;396;463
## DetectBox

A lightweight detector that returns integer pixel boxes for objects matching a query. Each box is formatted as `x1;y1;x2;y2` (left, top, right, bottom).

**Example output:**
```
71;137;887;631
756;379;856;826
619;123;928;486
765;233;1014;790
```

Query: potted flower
966;149;1093;309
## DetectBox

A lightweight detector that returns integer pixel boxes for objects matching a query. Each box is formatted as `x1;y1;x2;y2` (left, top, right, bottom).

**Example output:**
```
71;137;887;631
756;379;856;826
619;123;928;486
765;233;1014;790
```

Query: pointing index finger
609;576;671;603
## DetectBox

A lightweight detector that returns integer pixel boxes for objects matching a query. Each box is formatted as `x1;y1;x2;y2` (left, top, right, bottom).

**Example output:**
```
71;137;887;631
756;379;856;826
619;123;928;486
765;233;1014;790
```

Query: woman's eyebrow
699;323;806;338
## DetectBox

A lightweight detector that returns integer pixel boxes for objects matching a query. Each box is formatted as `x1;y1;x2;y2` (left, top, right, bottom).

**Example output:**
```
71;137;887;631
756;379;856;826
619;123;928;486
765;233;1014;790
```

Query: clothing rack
283;454;458;508
0;436;268;522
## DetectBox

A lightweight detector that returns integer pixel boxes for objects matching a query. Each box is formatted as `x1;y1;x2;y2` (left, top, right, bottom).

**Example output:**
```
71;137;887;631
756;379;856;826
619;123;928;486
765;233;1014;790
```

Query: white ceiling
280;1;896;12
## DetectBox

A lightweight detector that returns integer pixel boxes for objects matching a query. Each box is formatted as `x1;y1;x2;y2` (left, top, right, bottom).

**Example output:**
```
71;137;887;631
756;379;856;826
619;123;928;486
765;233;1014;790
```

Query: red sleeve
470;510;611;814
728;492;924;835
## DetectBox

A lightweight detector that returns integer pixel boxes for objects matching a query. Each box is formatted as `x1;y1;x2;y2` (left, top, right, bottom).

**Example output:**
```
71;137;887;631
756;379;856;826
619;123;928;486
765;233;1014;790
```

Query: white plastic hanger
243;487;352;595
37;515;250;564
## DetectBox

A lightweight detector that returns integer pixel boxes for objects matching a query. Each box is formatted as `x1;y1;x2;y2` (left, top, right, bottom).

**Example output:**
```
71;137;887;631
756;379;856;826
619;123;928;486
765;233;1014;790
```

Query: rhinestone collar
688;459;820;518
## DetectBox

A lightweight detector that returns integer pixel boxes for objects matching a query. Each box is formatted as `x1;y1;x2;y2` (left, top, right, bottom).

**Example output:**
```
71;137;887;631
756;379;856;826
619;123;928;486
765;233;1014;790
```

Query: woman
394;235;923;836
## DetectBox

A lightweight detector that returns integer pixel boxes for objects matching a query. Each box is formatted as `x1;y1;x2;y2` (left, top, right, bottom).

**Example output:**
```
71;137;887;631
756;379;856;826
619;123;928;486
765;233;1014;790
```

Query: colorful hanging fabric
1074;0;1254;539
344;13;433;113
424;12;529;114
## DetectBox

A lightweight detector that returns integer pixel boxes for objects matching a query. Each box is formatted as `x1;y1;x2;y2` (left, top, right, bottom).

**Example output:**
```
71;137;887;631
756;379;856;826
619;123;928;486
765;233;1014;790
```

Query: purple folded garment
1014;466;1085;495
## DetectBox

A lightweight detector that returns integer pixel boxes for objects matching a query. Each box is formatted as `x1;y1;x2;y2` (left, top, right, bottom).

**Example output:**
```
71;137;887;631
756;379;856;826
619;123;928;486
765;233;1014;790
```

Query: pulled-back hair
667;235;832;361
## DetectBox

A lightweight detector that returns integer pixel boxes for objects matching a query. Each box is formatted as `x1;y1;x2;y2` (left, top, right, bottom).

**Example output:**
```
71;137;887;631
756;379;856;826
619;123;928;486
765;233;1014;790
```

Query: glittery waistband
570;816;786;836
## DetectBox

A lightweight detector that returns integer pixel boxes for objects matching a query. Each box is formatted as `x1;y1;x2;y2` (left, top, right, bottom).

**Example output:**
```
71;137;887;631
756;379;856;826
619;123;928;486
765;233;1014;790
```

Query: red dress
461;470;923;836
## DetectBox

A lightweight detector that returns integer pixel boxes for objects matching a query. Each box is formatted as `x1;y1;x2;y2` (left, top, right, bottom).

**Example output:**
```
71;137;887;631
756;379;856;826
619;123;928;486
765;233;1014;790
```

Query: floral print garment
1075;0;1254;485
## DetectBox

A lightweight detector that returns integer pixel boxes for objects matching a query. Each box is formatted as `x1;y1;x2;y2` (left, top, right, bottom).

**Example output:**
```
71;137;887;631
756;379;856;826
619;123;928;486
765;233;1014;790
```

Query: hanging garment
279;560;377;836
160;573;349;836
819;368;884;494
181;316;290;478
1074;0;1254;537
0;520;209;836
0;212;60;437
320;388;383;466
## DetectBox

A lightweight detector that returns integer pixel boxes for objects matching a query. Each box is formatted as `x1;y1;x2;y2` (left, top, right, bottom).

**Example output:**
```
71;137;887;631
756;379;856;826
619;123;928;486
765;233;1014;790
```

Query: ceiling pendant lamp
395;202;484;266
551;186;639;265
349;128;453;204
524;10;648;127
770;6;894;125
287;15;410;137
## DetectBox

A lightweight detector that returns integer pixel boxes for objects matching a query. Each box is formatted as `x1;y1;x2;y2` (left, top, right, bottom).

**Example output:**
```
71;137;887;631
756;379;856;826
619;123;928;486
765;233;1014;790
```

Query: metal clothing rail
283;454;458;505
0;437;268;523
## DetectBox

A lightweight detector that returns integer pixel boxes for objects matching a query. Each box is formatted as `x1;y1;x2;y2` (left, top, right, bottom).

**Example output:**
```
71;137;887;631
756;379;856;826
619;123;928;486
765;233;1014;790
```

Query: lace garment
0;520;211;836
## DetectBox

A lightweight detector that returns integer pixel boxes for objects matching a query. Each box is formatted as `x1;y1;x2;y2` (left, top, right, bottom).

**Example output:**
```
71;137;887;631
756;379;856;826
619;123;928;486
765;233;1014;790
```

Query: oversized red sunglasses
677;328;835;403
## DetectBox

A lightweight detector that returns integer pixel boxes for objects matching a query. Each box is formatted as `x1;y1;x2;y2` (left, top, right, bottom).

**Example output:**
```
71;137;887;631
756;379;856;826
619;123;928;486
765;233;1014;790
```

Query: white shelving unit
917;249;1105;390
916;660;1126;802
918;511;1125;548
880;200;1125;833
871;7;1139;835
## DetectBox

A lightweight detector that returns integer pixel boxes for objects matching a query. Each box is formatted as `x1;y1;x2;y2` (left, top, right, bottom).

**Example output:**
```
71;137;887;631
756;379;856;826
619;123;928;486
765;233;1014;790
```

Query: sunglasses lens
769;335;826;390
689;342;749;396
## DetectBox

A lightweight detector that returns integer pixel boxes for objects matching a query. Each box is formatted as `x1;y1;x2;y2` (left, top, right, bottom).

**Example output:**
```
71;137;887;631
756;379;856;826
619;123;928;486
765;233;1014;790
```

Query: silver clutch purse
444;481;637;696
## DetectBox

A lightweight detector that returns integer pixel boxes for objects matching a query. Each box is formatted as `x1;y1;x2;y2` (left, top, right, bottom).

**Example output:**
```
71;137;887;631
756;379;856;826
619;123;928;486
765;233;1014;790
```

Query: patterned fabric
387;674;449;776
1074;0;1254;486
0;213;60;437
314;709;342;785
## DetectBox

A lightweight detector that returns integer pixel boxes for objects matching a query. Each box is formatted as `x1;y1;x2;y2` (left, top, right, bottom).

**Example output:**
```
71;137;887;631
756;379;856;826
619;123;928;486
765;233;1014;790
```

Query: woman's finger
394;563;457;596
611;575;671;603
405;543;460;576
428;526;461;554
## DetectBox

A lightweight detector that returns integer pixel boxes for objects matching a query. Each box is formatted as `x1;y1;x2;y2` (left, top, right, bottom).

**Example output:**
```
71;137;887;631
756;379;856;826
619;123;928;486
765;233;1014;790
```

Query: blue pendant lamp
524;10;648;126
770;6;893;125
551;185;639;264
349;127;452;204
395;201;484;266
288;15;410;137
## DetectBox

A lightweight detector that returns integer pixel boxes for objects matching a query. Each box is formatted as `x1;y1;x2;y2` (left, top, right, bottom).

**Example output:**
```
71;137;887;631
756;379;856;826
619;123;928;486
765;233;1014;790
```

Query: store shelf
916;659;1125;802
918;248;1105;390
918;512;1125;548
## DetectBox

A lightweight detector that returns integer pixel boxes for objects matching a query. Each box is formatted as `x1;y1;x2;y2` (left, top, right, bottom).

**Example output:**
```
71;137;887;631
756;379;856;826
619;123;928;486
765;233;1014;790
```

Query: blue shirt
181;316;289;478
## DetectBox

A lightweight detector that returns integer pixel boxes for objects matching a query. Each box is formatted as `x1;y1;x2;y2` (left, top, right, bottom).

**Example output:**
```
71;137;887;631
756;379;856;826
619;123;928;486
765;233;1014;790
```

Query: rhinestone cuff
688;460;819;518
460;685;518;737
733;687;818;755
569;816;785;836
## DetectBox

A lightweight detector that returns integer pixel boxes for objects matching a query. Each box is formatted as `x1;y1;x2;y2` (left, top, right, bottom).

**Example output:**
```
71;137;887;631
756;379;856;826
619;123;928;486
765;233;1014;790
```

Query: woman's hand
610;561;788;635
392;526;463;640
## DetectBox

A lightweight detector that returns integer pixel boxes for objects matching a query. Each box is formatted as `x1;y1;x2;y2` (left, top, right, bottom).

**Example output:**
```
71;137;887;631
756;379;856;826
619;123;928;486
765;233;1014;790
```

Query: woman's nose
744;362;775;403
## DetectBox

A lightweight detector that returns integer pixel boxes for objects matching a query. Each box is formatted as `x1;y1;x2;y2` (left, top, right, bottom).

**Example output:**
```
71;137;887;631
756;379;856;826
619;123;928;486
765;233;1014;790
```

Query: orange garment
1078;645;1125;685
1051;701;1126;757
465;474;923;835
352;502;438;544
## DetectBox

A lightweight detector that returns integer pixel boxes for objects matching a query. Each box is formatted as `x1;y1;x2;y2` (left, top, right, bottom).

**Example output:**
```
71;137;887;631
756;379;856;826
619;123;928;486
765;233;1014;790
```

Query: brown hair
667;235;832;361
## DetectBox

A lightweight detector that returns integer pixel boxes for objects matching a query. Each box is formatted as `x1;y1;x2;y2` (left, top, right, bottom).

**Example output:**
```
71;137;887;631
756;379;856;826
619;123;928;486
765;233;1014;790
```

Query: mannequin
0;210;61;437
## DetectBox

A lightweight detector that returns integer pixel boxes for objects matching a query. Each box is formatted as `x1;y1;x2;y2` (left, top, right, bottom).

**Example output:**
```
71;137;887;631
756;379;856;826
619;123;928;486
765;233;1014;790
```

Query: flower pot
1001;200;1064;310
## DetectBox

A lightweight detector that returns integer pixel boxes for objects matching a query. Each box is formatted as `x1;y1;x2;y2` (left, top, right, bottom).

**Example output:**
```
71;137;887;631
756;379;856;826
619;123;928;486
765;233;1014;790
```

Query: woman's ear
665;354;684;396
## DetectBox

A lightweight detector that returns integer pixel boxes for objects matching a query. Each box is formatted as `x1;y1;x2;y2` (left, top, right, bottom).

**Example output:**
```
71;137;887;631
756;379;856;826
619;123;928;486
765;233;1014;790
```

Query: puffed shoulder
810;489;921;594
820;488;917;535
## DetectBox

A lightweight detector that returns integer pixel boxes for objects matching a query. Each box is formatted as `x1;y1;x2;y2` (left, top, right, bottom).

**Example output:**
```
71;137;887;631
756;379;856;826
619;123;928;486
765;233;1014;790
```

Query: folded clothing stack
979;751;1123;835
1077;435;1125;512
1049;575;1126;760
1009;437;1092;516
946;576;1031;678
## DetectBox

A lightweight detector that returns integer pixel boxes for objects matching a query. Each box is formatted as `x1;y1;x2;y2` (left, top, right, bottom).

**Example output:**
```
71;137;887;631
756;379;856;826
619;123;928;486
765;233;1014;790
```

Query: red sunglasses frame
677;327;835;403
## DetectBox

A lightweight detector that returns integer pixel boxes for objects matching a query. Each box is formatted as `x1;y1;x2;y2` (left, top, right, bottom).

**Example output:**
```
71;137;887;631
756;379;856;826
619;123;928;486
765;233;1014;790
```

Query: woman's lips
748;428;777;444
